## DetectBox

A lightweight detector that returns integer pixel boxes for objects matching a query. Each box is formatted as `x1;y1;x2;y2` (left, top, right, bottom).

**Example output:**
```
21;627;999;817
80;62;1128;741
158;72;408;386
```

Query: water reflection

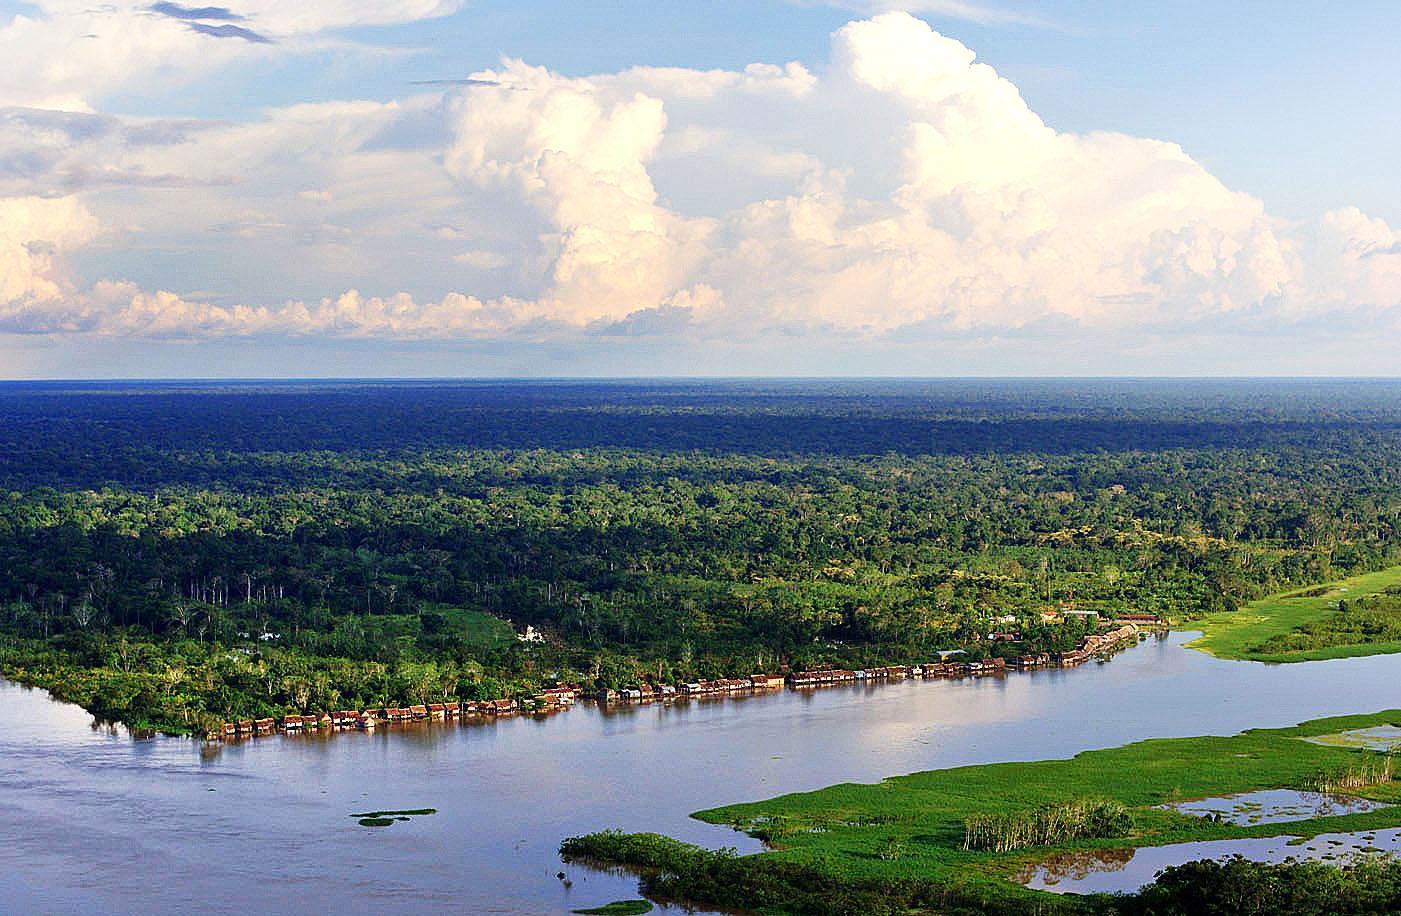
1013;847;1135;886
1302;725;1401;752
7;633;1401;913
1021;828;1401;895
1158;789;1390;826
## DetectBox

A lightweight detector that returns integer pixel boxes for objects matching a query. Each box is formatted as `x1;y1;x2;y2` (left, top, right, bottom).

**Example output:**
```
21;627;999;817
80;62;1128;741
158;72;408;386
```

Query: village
211;616;1161;742
210;616;1160;745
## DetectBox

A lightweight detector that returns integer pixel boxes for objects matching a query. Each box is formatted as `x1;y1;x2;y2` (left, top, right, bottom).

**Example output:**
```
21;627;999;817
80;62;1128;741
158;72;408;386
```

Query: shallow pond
1302;725;1401;752
1157;789;1390;826
8;631;1401;914
1020;827;1401;895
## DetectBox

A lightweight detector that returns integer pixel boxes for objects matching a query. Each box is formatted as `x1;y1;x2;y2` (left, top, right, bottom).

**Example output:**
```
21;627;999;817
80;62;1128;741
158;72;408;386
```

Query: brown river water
4;631;1401;915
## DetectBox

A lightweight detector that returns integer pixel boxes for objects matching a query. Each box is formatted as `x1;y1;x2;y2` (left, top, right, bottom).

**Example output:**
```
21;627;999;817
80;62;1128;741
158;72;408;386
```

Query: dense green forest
3;379;1401;734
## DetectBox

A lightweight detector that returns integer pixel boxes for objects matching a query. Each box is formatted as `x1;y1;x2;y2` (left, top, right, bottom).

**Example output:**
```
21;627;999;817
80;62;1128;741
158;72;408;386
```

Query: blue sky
80;0;1401;224
1;1;1399;376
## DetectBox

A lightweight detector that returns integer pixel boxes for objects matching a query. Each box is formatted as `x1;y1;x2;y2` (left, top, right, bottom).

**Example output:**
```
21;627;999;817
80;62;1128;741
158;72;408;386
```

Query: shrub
963;798;1133;853
1304;754;1394;794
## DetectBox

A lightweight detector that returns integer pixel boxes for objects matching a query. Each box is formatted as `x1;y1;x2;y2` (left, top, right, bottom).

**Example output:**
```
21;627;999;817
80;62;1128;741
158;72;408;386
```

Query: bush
1128;857;1401;916
963;798;1133;853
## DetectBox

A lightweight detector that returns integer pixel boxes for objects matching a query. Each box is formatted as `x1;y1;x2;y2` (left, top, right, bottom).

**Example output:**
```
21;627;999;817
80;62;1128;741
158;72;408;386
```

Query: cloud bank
2;12;1399;350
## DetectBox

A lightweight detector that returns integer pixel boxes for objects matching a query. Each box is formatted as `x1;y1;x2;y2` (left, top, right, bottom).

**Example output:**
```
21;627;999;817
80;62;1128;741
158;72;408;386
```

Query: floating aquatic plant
351;808;437;818
571;902;654;915
351;807;437;828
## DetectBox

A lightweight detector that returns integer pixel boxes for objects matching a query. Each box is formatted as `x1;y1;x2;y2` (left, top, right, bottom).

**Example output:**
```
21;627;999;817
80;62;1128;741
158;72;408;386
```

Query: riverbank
204;623;1152;742
1;621;1153;742
15;630;1401;916
565;711;1401;915
1183;564;1401;662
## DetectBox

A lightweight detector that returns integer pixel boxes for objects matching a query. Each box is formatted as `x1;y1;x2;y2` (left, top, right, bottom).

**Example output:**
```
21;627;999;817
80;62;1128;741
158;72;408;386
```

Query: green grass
571;711;1401;913
1182;565;1401;662
418;605;517;648
571;902;653;915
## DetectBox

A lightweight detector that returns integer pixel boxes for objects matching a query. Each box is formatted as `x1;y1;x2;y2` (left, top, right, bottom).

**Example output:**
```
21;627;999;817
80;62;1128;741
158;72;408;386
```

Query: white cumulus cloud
0;195;99;329
3;11;1400;348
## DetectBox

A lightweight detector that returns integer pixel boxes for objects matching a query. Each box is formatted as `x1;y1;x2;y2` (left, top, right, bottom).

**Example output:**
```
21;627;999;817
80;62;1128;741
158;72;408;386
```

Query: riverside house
533;688;577;708
540;687;578;705
208;621;1152;744
788;668;856;687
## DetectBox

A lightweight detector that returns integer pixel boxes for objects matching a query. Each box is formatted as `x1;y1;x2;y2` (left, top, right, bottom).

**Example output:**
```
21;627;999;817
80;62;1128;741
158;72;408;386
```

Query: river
4;632;1400;915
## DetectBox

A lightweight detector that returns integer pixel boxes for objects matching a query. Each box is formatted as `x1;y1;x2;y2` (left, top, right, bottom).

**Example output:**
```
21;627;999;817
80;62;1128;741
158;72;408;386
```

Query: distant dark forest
6;378;1401;487
2;379;1400;733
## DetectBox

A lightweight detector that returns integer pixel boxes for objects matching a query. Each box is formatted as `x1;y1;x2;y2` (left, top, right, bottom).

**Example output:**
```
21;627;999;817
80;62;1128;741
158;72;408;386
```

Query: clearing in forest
1183;565;1401;663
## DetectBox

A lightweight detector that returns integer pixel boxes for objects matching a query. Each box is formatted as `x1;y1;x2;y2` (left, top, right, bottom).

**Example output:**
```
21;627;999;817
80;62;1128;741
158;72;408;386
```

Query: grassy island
565;711;1401;915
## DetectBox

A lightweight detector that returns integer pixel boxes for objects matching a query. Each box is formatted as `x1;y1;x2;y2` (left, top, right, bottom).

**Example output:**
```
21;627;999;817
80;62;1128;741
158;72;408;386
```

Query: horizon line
5;375;1401;384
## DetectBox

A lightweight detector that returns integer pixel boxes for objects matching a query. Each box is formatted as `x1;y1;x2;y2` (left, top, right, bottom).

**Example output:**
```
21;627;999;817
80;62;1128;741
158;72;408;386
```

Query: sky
1;0;1399;378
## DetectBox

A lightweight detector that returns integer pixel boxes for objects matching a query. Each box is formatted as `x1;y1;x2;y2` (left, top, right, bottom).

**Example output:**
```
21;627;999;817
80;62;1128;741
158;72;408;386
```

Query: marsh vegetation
963;799;1133;853
567;712;1401;914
